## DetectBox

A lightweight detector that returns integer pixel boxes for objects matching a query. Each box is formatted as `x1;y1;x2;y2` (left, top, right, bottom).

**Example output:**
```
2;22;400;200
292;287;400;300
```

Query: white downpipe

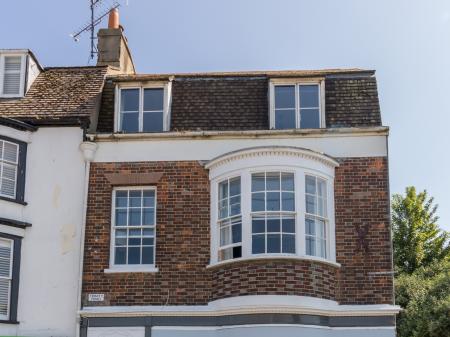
76;142;98;337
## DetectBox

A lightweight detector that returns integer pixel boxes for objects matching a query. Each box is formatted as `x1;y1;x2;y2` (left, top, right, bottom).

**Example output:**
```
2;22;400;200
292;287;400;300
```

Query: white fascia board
80;295;401;318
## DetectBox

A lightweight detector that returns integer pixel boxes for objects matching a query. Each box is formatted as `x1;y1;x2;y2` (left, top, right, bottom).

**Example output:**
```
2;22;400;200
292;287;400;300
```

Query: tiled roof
0;66;108;125
97;69;382;133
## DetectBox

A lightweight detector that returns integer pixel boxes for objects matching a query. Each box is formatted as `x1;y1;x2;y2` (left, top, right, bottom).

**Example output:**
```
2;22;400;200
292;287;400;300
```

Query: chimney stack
96;9;135;74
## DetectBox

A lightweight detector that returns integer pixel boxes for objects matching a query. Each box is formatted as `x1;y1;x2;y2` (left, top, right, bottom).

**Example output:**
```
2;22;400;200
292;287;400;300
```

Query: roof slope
97;69;381;133
0;66;108;125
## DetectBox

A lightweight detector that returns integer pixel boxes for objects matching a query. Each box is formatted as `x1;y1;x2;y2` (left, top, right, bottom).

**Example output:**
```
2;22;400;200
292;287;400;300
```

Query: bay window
251;172;296;254
207;147;338;266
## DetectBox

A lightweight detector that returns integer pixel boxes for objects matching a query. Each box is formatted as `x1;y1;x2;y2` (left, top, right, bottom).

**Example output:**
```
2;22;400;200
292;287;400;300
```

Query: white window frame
269;78;326;129
0;238;13;321
114;81;172;133
250;171;297;255
107;186;158;273
209;164;336;267
217;176;242;261
0;54;26;98
0;139;19;200
305;174;329;259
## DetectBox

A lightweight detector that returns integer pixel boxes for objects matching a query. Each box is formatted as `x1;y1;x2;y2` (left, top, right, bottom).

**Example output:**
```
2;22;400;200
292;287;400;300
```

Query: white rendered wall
0;126;86;337
93;134;387;163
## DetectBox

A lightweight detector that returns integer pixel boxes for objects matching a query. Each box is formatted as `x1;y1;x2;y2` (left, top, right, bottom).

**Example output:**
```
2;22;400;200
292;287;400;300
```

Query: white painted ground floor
81;296;400;337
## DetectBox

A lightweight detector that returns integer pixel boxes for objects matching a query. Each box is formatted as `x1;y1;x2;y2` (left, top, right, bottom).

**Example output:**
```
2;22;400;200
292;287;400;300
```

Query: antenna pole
90;0;95;59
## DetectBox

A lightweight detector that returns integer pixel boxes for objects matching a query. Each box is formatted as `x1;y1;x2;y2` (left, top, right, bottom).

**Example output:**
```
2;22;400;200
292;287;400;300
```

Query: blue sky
2;0;449;230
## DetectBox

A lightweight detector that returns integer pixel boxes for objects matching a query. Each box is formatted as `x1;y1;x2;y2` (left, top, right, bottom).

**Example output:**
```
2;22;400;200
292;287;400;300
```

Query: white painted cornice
205;146;339;171
80;295;401;318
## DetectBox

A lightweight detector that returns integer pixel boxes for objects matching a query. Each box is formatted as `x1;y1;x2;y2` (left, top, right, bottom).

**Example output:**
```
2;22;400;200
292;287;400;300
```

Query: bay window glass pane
143;111;164;132
281;173;294;191
266;172;280;190
306;236;315;256
251;174;265;192
232;222;242;243
318;179;326;198
282;192;295;211
115;237;126;246
282;218;295;233
306;194;316;214
252;192;265;211
275;86;295;109
252;234;265;254
299;85;319;108
306;176;316;194
267;218;280;232
275;109;296;129
252;218;265;233
283;234;296;253
229;178;240;196
267;234;281;253
266;192;280;211
300;108;320;129
306;217;315;235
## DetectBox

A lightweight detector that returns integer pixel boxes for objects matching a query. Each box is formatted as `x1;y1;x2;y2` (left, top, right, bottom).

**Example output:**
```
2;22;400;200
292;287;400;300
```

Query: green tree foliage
395;260;450;337
392;186;450;274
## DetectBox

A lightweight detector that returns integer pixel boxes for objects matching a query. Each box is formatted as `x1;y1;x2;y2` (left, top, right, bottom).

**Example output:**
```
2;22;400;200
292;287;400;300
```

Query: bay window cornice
208;146;338;267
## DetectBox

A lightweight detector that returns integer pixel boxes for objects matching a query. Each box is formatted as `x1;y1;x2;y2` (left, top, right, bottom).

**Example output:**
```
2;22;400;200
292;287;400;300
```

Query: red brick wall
82;157;394;306
82;161;212;305
334;157;394;305
211;259;337;301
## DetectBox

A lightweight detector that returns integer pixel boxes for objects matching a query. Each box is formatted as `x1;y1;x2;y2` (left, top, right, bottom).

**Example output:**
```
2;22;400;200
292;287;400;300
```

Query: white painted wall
88;325;395;337
0;126;86;337
93;134;388;163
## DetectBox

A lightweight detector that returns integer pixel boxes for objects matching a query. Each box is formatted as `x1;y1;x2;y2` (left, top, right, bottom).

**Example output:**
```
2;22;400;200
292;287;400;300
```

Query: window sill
104;266;159;274
0;319;19;324
207;255;341;269
0;195;27;206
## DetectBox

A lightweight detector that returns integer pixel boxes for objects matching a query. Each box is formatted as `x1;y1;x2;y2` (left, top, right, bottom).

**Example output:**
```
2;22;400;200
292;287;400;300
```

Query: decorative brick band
104;172;163;185
211;258;338;301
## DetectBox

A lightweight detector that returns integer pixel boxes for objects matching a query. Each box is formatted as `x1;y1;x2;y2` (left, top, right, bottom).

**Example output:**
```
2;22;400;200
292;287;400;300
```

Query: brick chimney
96;9;136;74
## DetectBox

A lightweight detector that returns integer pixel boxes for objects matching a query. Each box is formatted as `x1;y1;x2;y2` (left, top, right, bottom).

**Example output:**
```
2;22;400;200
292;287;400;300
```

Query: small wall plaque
88;293;105;302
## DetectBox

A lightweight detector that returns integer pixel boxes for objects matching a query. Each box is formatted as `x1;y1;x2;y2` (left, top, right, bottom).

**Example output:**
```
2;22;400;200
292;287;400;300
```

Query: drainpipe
76;142;98;337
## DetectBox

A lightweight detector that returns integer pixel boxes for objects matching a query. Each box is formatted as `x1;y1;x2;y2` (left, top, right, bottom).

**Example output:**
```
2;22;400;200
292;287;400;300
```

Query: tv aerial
70;0;127;60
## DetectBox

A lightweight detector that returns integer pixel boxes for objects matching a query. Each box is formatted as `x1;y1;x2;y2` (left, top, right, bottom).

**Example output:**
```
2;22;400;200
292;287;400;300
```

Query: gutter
87;126;390;142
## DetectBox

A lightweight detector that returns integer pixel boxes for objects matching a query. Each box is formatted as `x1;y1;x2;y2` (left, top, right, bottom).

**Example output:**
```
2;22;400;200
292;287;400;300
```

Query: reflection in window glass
251;172;295;254
218;177;242;261
305;175;327;258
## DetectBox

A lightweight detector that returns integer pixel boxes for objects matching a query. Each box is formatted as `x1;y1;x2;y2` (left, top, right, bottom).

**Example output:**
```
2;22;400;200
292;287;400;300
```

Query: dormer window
0;54;26;98
269;80;324;129
116;83;171;133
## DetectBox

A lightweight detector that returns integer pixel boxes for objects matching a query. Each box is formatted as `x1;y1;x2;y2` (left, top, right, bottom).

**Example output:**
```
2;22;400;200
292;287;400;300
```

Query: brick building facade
79;10;400;337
